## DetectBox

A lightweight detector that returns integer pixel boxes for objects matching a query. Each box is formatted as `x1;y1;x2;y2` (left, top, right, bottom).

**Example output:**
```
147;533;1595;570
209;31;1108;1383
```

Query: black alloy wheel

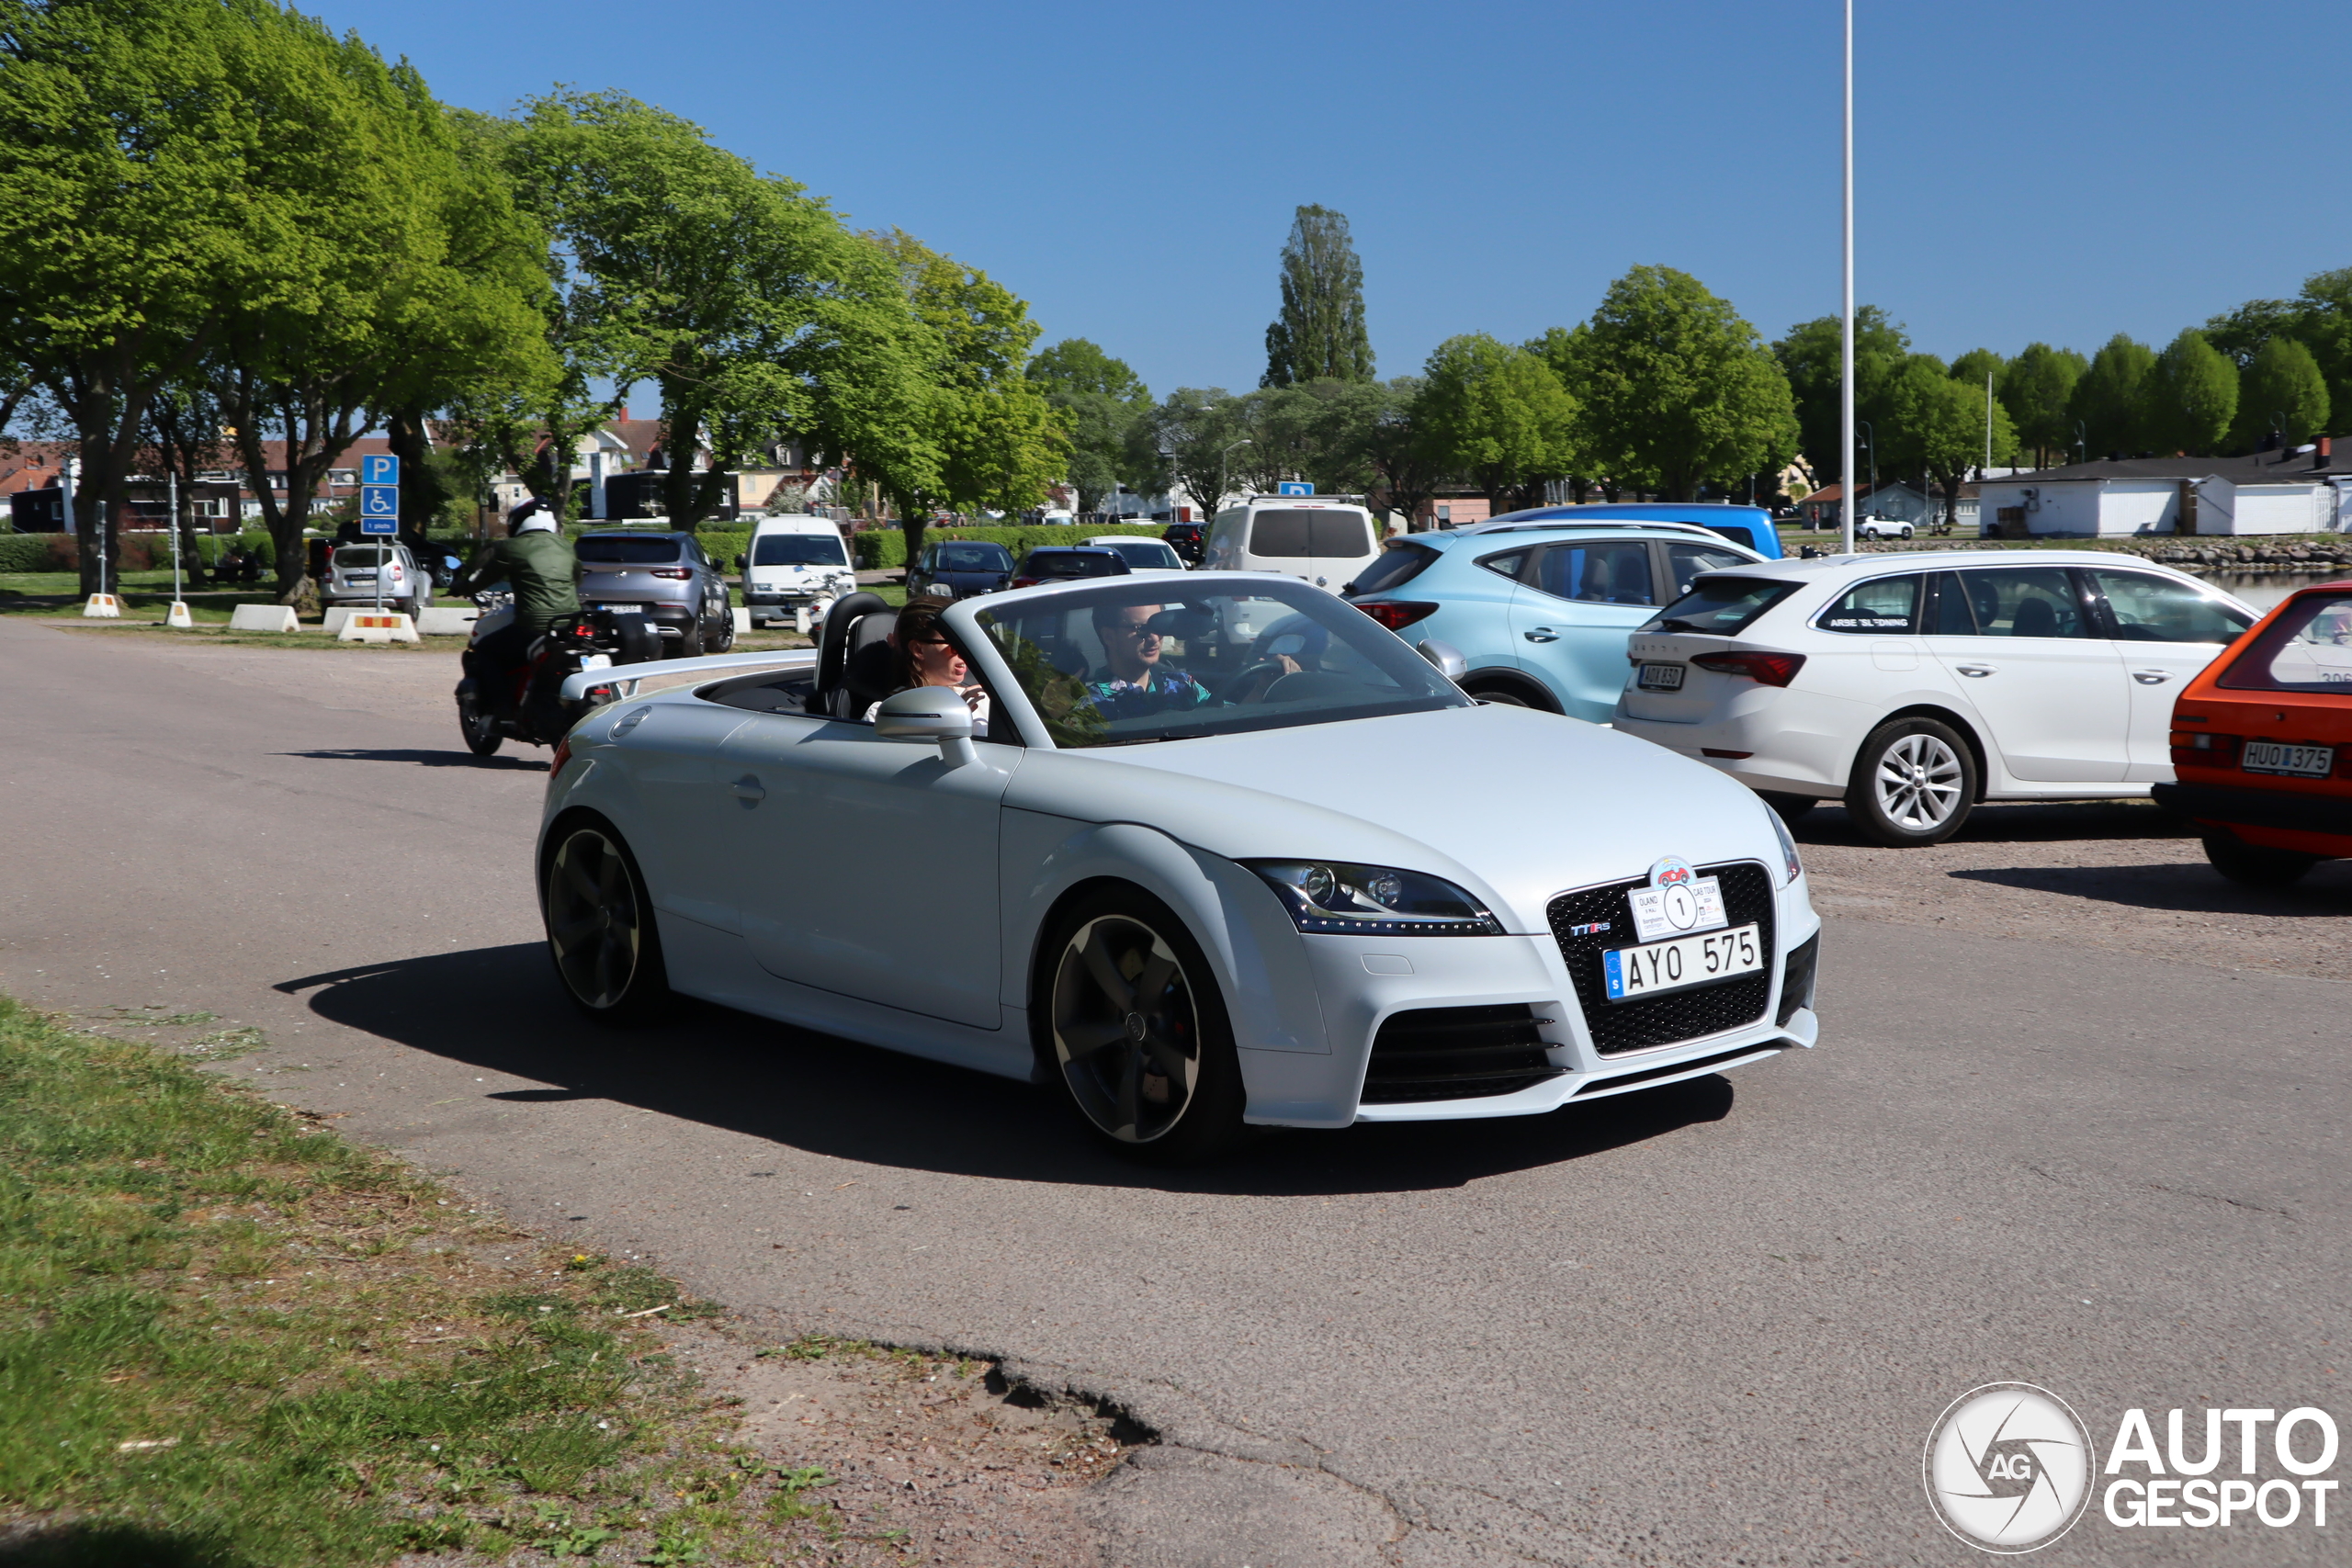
1045;891;1243;1163
543;823;668;1021
708;601;736;653
2201;833;2320;888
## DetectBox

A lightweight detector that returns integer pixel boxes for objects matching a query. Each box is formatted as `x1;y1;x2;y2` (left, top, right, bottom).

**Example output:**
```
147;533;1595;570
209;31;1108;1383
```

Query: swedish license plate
1602;922;1763;1002
596;604;645;615
2241;740;2334;778
1638;662;1685;692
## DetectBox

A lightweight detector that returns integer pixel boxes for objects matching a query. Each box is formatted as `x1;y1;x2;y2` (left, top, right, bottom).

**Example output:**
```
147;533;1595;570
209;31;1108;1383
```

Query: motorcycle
455;589;661;758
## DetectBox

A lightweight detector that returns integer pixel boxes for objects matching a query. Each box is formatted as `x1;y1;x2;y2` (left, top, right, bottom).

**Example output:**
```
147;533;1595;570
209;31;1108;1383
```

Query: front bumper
1238;875;1822;1126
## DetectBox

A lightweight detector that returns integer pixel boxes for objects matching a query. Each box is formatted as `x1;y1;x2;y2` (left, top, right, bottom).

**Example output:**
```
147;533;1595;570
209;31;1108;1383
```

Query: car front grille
1359;1003;1565;1103
1547;862;1777;1055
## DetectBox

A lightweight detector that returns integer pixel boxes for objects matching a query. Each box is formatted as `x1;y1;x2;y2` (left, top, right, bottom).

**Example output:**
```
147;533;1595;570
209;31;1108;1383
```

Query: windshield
1640;576;1801;636
1023;550;1128;579
935;543;1012;571
975;581;1470;748
2218;591;2352;693
577;536;683;564
752;532;846;567
1099;539;1182;570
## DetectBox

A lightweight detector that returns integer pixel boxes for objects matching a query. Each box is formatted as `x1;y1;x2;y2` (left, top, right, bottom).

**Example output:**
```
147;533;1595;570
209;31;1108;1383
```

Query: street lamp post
1858;420;1876;518
1839;0;1856;555
1218;438;1251;520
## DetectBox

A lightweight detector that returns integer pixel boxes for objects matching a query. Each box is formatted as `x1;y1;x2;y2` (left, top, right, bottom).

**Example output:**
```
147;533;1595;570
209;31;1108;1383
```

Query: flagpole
1840;0;1856;555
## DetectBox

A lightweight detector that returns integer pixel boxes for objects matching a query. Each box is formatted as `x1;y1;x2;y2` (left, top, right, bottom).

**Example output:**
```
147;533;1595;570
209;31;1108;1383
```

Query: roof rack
1238;493;1370;505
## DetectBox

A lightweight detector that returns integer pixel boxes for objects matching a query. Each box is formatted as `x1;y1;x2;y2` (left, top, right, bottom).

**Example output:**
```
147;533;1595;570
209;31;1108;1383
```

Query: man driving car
1084;602;1297;719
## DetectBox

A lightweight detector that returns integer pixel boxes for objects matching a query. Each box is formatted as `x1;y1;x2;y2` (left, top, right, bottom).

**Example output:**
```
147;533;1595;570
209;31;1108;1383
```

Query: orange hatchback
2154;580;2352;886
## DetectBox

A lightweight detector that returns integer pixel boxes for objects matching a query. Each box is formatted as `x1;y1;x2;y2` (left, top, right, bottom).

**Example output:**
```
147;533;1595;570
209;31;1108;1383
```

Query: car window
1533;541;1656;605
2216;591;2352;693
1102;539;1182;570
1247;511;1311;558
1946;567;2085;638
756;533;848;567
1351;542;1440;595
1666;543;1753;599
577;536;683;564
1022;551;1127;579
1816;575;1922;635
1476;550;1527;581
2089;570;2251;644
974;581;1468;748
1246;510;1370;559
1640;576;1800;636
936;543;1008;570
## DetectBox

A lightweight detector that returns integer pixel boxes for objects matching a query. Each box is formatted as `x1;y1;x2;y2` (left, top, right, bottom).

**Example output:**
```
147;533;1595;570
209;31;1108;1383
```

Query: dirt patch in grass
0;998;1137;1565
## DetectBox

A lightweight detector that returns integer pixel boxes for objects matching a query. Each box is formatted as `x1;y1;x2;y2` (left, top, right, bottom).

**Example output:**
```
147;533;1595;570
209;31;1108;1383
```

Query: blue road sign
361;454;400;486
1277;480;1314;496
360;515;397;536
359;484;399;519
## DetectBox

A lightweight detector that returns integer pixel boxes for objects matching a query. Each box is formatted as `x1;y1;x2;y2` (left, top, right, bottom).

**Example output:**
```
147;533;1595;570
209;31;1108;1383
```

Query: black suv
1163;521;1205;565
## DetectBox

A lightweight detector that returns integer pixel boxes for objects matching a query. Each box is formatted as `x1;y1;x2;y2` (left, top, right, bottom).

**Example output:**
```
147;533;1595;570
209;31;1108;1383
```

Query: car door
2084;568;2256;782
1306;510;1374;591
1510;539;1661;720
716;709;1019;1028
1920;568;2130;784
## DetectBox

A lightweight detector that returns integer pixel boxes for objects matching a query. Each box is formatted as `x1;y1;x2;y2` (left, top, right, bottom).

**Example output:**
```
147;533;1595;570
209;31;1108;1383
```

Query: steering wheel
1249;618;1328;668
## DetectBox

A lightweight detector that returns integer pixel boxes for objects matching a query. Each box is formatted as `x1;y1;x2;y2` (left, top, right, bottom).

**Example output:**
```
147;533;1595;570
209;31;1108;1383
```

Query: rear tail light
2170;731;2239;767
650;567;692;580
550;736;572;773
1690;650;1807;687
1010;575;1039;588
1354;600;1438;633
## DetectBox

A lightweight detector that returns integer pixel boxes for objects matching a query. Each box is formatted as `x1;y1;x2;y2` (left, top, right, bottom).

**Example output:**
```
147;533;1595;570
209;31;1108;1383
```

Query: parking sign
360;484;399;520
360;514;397;536
361;454;399;486
1277;480;1314;496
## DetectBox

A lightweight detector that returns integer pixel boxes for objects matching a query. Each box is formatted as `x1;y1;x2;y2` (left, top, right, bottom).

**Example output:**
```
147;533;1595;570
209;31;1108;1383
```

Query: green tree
0;0;422;594
2144;329;2238;455
2233;334;2331;449
1949;348;2005;391
1997;343;2086;468
1261;205;1374;389
2068;334;2158;459
1025;339;1148;516
861;231;1066;568
1417;333;1577;513
1771;306;1909;488
1134;388;1250;523
1883;357;2018;528
2289;267;2352;430
1577;266;1796;502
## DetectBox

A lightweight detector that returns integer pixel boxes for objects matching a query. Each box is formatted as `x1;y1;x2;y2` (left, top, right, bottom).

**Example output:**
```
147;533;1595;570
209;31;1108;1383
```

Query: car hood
1005;704;1785;933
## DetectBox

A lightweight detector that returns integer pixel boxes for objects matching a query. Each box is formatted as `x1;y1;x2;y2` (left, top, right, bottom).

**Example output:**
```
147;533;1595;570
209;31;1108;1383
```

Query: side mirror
1416;639;1468;682
874;685;978;767
734;554;747;570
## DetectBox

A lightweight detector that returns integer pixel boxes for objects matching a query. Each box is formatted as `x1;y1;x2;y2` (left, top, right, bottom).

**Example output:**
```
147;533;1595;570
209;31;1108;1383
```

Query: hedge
850;522;1171;572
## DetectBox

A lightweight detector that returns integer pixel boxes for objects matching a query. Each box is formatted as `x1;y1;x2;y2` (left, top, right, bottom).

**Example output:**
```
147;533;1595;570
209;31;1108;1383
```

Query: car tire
1758;791;1819;822
542;821;670;1023
671;620;703;660
2200;833;2319;888
708;607;735;653
1472;691;1532;708
1039;886;1246;1165
1845;716;1976;846
1900;525;1914;540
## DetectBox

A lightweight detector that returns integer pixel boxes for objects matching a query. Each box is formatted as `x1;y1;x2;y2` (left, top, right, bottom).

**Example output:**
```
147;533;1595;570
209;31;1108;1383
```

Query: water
2184;570;2344;614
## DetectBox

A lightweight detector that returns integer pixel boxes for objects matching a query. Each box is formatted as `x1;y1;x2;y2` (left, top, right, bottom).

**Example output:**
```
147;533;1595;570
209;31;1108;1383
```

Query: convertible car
542;575;1823;1160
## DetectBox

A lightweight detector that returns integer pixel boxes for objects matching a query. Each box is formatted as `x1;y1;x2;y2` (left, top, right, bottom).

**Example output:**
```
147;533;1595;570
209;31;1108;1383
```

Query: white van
738;514;855;627
1201;495;1383;592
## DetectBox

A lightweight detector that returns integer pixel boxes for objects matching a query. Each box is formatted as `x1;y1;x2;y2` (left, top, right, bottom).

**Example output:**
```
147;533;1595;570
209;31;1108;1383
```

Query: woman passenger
865;595;989;737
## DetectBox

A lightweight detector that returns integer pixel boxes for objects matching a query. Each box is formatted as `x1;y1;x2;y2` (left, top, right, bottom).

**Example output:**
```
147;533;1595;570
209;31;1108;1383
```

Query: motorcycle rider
453;499;582;712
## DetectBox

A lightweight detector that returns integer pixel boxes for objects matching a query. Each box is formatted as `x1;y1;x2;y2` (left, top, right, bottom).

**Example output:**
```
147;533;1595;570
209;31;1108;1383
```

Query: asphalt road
4;617;2345;1566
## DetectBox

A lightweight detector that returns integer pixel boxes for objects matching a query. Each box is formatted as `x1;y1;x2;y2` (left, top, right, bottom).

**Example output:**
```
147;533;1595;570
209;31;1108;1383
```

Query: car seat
2012;597;2060;638
808;591;897;718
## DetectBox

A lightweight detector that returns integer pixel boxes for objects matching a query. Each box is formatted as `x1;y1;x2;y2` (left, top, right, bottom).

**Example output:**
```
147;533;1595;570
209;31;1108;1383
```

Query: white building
1977;445;2352;537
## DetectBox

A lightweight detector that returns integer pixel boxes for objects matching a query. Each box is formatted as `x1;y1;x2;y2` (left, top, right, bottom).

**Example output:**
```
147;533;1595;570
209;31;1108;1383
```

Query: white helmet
507;498;557;536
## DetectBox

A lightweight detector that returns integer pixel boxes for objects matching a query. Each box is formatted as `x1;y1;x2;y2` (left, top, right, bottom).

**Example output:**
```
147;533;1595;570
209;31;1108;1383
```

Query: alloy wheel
546;829;641;1010
1872;732;1964;831
1050;915;1202;1145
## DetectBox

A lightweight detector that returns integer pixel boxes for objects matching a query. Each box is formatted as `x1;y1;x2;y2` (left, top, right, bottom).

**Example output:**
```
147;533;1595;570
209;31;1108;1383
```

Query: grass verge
0;995;864;1566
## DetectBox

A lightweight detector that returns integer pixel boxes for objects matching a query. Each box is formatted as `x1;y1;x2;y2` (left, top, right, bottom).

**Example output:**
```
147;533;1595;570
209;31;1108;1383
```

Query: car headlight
1245;860;1503;937
1767;805;1804;885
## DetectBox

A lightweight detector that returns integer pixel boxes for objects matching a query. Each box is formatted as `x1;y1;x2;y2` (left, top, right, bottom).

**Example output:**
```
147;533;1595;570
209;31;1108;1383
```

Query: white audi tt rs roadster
540;573;1822;1160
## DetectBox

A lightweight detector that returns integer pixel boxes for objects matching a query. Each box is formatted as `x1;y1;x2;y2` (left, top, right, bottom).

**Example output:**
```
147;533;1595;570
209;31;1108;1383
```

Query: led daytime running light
1246;861;1503;937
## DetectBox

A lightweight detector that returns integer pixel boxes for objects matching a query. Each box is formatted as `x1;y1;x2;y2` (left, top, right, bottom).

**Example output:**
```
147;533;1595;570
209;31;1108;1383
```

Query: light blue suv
1344;520;1764;720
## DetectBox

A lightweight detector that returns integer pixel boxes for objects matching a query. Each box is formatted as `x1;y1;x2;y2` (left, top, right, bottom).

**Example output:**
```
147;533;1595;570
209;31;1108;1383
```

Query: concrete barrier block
731;607;752;635
165;601;195;628
228;604;300;634
414;605;478;636
82;594;122;619
336;612;419;644
322;605;354;635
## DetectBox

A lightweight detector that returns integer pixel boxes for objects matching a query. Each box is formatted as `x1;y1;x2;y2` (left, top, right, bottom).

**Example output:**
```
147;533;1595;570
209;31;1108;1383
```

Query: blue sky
323;0;2349;398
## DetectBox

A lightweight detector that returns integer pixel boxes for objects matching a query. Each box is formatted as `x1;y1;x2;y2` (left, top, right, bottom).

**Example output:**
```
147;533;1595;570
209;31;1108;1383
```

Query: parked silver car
575;530;735;657
322;542;431;619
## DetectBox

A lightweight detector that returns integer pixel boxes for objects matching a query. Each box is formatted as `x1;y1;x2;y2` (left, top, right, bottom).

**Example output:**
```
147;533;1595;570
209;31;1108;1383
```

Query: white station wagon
541;574;1823;1160
1612;551;2257;844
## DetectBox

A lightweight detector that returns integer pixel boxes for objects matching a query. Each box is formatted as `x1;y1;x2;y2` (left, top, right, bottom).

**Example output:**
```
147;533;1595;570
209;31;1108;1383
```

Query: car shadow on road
1791;799;2189;847
277;944;1736;1198
1949;860;2352;914
277;748;548;772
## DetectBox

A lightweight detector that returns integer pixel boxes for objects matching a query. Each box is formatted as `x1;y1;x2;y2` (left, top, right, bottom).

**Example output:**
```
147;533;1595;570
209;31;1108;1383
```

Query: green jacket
451;531;582;632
